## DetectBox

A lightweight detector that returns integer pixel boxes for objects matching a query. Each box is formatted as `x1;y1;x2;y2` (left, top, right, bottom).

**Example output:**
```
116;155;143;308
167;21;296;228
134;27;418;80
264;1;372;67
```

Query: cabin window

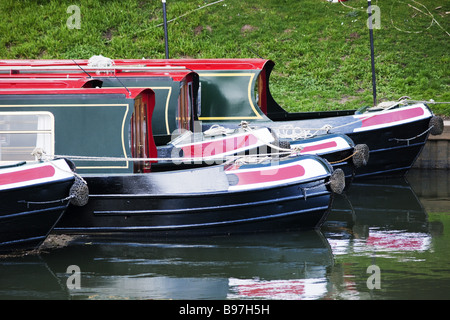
0;112;54;162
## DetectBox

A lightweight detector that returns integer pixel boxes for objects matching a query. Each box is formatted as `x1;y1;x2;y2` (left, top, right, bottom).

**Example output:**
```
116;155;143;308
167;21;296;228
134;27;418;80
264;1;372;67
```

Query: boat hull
288;134;361;186
55;157;336;236
242;104;434;179
346;117;430;178
0;161;74;253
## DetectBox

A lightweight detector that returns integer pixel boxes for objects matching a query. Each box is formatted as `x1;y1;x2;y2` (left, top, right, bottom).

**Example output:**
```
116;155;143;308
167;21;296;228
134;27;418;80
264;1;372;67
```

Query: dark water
0;169;449;300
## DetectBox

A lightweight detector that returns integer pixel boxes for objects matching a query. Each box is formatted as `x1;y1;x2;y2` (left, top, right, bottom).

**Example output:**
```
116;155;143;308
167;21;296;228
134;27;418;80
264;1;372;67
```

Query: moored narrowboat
0;159;79;253
39;57;439;179
0;86;344;236
55;154;343;236
0;62;367;185
118;58;439;179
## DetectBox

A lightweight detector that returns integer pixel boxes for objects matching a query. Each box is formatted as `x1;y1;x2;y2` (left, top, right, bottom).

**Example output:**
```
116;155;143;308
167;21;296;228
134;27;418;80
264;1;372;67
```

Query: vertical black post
162;0;169;59
367;0;377;106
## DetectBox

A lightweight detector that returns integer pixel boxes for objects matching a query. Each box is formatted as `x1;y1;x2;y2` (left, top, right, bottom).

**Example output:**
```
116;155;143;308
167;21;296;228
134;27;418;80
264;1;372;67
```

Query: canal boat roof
0;87;151;98
0;59;276;122
0;66;201;144
0;58;271;71
0;64;197;82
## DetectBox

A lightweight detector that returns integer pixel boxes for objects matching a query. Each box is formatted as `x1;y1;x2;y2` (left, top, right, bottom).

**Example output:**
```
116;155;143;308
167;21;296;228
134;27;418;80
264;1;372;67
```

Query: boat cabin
89;59;358;121
74;59;273;123
0;64;200;145
112;59;274;121
0;87;156;174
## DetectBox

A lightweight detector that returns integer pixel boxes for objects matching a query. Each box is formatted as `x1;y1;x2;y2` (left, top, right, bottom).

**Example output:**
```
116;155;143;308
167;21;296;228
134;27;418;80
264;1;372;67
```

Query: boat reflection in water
324;176;432;255
321;174;446;299
0;176;438;300
0;230;333;300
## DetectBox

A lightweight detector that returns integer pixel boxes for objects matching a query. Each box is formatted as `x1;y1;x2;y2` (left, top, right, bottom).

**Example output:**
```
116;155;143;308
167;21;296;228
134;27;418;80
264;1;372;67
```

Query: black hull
0;179;73;253
347;118;430;179
313;148;355;188
55;171;334;237
260;106;432;179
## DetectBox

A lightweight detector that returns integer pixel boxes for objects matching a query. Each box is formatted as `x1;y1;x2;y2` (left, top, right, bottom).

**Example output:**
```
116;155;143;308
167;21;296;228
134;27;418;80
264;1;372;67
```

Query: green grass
0;0;448;116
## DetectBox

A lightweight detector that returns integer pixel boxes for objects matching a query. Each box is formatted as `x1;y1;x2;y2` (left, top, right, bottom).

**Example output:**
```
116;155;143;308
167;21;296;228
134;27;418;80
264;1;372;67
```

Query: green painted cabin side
0;88;156;174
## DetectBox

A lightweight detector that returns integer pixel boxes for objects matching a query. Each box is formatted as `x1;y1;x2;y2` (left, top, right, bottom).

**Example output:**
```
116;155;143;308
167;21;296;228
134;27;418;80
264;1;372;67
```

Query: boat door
177;78;195;132
255;69;268;115
131;91;156;173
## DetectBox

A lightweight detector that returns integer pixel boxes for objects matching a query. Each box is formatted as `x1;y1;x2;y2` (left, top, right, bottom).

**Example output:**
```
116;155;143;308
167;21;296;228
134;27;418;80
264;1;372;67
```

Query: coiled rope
274;99;444;140
274;101;404;140
239;121;302;154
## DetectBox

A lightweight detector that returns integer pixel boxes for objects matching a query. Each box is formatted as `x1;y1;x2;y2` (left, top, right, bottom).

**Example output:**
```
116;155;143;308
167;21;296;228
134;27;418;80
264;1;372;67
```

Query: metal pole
367;0;377;106
162;0;169;59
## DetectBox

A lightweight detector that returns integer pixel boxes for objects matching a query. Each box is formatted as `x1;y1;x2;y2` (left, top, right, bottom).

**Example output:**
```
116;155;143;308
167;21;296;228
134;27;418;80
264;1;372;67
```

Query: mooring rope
203;124;235;136
44;152;293;163
274;101;403;140
390;0;450;37
239;121;298;153
389;125;434;145
19;196;74;208
274;99;436;140
336;0;449;37
327;151;358;165
154;0;226;28
32;148;87;183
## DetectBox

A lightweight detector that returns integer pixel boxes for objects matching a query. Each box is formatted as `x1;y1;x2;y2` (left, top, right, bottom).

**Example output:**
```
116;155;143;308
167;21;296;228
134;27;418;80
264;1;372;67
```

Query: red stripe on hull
300;141;338;153
182;134;258;158
233;164;305;186
0;165;56;186
360;107;424;128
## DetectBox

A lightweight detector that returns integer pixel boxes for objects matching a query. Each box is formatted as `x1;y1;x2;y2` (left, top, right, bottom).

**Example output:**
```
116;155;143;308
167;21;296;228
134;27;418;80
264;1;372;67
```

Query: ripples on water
0;169;449;300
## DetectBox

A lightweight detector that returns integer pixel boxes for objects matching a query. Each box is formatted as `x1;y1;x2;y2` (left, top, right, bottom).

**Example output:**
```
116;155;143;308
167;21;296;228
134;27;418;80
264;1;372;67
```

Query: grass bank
0;0;448;116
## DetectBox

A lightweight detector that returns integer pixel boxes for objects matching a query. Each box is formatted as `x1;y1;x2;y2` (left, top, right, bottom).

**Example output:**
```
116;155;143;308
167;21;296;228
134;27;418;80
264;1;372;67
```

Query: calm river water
0;169;449;300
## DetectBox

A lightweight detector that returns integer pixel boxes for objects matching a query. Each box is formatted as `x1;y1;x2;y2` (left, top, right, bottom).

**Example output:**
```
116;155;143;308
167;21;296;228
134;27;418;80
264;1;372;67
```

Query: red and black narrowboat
0;159;77;253
0;87;344;236
0;60;366;185
56;58;440;179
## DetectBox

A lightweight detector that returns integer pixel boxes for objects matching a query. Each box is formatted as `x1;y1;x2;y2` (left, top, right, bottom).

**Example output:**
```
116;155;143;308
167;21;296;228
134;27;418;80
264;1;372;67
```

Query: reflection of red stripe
0;165;55;186
238;280;305;298
234;164;305;186
360;107;424;128
182;134;258;158
300;141;337;153
367;235;424;251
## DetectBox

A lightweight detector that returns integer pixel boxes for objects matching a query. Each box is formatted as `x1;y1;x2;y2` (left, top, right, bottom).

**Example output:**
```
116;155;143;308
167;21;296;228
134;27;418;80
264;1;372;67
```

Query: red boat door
177;77;195;132
255;69;267;115
131;91;156;173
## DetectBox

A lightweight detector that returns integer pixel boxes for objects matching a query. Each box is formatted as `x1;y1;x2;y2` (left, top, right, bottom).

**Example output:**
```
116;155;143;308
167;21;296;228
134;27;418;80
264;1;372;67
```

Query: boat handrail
0;161;26;169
